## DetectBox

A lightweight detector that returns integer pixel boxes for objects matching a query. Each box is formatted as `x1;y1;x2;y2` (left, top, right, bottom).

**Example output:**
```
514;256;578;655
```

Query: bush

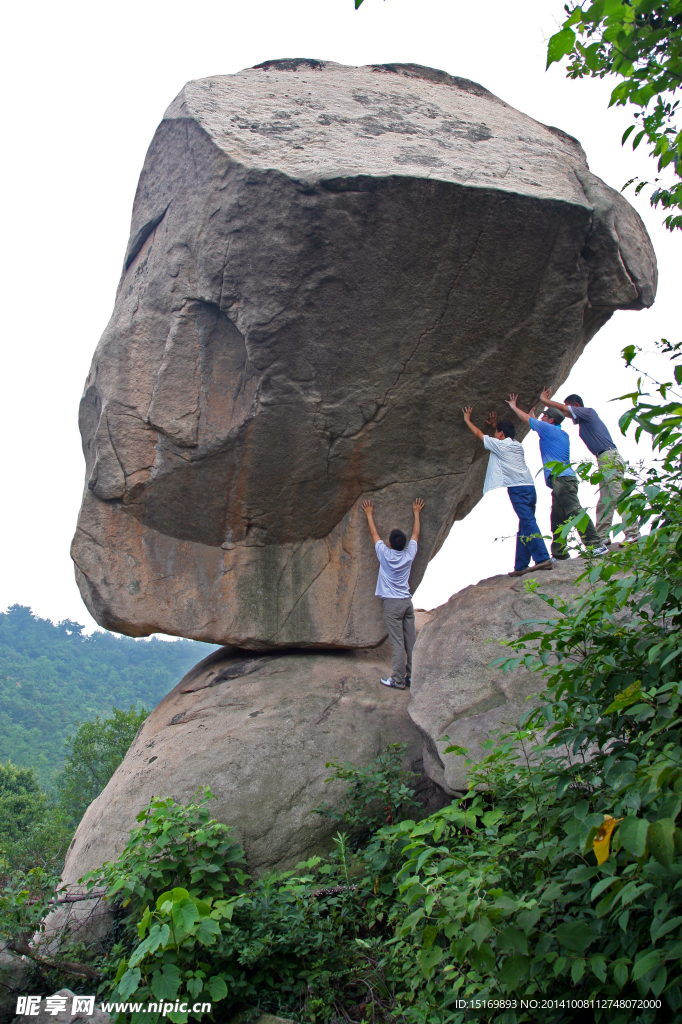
90;790;394;1023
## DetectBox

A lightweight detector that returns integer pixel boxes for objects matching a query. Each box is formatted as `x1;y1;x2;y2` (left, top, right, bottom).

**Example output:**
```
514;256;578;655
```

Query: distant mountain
0;605;219;788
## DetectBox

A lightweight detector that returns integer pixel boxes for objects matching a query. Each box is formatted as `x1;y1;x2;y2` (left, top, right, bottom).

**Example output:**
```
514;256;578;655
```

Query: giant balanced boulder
72;60;656;648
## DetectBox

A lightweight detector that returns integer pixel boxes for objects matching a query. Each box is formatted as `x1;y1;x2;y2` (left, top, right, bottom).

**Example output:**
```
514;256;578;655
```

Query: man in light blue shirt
361;498;424;690
506;395;606;559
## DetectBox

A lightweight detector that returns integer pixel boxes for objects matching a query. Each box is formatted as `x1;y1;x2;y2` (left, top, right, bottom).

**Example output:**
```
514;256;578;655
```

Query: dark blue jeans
507;485;550;571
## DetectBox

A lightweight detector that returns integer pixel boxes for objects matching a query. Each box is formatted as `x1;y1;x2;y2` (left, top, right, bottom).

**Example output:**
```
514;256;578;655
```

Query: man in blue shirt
506;395;606;559
361;497;424;690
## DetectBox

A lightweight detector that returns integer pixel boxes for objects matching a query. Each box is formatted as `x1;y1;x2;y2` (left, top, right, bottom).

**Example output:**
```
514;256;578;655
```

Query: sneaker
508;567;530;577
380;677;406;690
593;545;609;556
529;559;553;572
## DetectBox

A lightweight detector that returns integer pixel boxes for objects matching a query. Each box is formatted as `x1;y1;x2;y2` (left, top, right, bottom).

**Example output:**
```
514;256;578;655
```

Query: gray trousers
550;475;601;557
596;449;640;543
382;598;416;684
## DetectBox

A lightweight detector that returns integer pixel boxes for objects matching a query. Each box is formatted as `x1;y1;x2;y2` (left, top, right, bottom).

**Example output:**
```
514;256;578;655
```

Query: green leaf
571;958;586;984
652;915;682;942
497;926;529;955
187;976;203;998
151;964;181;1001
207;975;228;1002
117;967;141;1000
420;944;443;978
590;955;607;982
648;818;675;868
179;899;199;932
619;816;649;858
614;960;629;989
466;915;494;948
652;964;667;997
633;949;664;981
556;920;597;954
400;907;425;935
591;876;620;901
195;917;221;945
547;27;576;67
468;941;494;974
500;954;530;990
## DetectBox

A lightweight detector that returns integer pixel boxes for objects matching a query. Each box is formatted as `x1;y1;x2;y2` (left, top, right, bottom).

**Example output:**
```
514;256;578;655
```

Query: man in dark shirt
541;389;639;544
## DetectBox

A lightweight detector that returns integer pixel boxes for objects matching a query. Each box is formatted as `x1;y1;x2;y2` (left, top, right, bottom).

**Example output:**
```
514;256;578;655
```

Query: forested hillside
0;605;218;787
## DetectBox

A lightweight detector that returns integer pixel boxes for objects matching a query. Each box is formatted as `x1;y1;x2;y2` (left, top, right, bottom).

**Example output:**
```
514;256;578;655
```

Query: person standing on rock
361;498;424;690
462;406;552;577
539;388;640;545
505;395;608;560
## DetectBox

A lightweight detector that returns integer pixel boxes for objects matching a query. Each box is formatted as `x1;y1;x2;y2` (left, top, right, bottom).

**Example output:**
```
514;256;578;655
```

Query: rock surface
409;558;588;793
72;59;656;648
0;943;29;1018
57;641;445;924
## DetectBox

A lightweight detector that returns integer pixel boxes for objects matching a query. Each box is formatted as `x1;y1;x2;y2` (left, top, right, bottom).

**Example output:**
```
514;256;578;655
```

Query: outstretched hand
361;500;374;518
541;387;552;404
486;411;498;428
506;393;519;409
413;498;425;515
462;406;473;421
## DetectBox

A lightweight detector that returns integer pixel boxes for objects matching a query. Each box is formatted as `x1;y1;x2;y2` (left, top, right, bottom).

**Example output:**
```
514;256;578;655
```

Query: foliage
0;706;162;990
364;337;682;1018
547;0;682;230
0;761;46;845
0;604;217;787
91;792;391;1024
57;705;149;826
315;742;418;838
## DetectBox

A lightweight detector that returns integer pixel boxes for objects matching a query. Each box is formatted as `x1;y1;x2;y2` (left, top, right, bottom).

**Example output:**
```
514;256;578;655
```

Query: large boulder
408;558;587;793
59;643;443;901
72;59;656;648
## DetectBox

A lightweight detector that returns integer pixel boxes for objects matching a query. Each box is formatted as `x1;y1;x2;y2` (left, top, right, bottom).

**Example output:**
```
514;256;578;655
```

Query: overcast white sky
1;0;679;632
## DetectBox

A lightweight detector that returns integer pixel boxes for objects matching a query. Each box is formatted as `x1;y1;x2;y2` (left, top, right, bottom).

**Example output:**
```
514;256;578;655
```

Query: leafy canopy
57;705;149;826
548;1;682;229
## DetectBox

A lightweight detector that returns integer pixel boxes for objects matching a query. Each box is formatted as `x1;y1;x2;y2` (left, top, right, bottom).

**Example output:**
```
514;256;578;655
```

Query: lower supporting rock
48;641;447;950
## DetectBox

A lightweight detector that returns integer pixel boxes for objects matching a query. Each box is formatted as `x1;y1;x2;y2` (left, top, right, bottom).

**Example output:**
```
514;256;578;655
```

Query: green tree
0;761;46;846
57;705;149;826
547;0;682;230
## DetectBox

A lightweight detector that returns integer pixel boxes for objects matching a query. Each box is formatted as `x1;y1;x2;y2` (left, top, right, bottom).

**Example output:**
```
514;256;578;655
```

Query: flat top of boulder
166;60;589;205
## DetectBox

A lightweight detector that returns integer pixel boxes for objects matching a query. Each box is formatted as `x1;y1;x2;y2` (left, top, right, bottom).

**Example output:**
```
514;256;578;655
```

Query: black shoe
405;676;411;687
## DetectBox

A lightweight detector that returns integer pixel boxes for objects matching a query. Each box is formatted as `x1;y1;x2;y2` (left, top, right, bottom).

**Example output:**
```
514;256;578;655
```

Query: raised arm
411;498;424;543
541;387;572;417
361;500;381;545
463;406;484;441
506;393;532;426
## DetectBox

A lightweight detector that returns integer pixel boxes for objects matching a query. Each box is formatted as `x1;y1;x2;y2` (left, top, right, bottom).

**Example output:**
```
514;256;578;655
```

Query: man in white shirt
361;497;424;690
463;406;552;577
